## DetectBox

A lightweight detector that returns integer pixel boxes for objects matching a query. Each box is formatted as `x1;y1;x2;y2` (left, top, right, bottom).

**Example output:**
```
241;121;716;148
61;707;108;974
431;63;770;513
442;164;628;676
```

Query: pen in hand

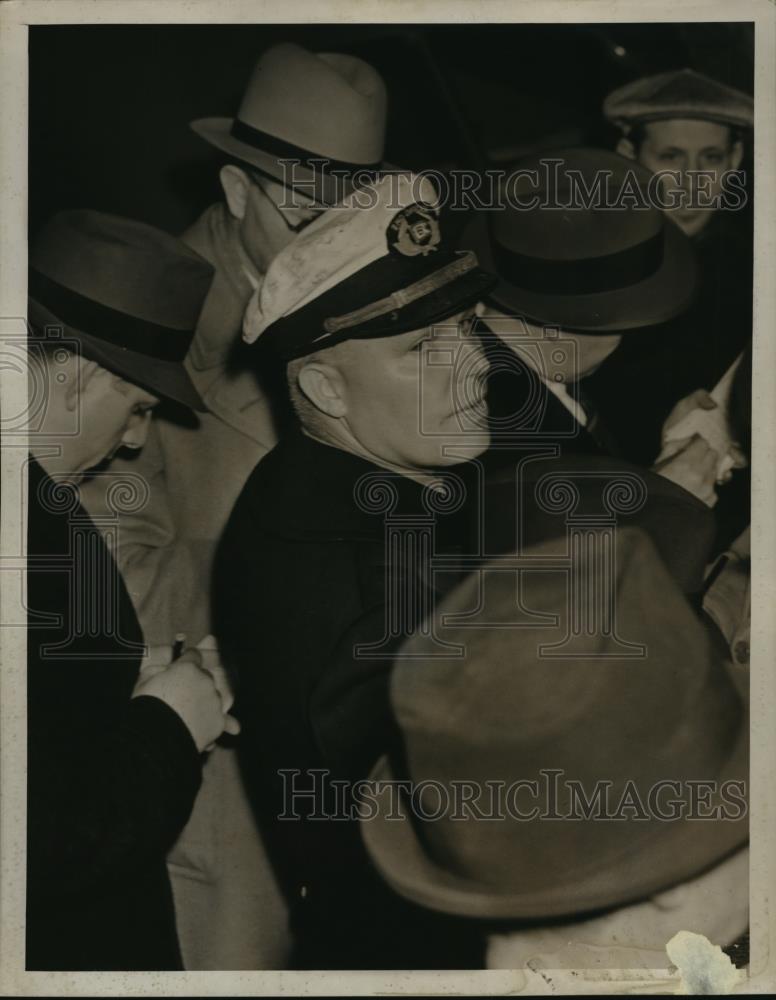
172;632;186;660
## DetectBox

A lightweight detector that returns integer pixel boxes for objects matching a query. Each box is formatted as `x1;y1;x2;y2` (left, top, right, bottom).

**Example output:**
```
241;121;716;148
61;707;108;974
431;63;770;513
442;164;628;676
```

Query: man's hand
131;646;240;752
661;388;717;441
652;433;720;507
660;388;747;486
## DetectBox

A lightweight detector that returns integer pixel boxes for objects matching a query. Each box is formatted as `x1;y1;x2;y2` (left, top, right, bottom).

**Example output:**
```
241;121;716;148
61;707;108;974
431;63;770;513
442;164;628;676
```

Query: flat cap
603;68;753;131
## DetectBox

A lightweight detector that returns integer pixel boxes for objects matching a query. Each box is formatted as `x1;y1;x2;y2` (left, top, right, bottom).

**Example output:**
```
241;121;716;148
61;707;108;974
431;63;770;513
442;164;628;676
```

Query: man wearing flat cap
589;69;754;520
25;211;239;970
214;173;497;969
78;42;388;969
604;68;751;240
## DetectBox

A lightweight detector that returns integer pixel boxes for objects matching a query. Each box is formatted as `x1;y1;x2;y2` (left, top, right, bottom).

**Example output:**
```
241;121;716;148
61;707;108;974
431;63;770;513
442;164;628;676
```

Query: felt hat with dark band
461;148;698;332
28;211;212;411
244;173;497;359
361;525;748;921
603;68;753;130
191;42;387;207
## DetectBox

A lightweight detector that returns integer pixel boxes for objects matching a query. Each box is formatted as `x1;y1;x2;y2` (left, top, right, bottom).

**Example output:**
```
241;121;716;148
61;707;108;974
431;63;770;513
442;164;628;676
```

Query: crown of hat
244;172;444;343
30;210;213;332
603;67;753;127
492;148;663;261
235;42;387;165
389;526;742;897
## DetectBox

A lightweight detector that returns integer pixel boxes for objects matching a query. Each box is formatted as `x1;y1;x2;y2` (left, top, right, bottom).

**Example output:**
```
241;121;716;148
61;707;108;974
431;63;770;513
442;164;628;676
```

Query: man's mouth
454;392;488;416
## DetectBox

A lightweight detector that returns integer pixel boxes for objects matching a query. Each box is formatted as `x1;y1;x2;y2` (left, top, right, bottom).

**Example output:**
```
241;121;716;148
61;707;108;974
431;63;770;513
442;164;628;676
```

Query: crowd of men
25;42;753;972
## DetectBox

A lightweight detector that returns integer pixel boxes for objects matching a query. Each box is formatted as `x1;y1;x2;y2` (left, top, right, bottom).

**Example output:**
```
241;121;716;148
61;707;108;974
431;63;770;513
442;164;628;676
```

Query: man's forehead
644;118;732;147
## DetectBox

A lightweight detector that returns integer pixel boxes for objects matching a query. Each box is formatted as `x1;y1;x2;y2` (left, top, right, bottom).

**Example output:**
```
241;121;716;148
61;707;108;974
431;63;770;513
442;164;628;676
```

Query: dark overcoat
213;430;486;970
26;457;202;971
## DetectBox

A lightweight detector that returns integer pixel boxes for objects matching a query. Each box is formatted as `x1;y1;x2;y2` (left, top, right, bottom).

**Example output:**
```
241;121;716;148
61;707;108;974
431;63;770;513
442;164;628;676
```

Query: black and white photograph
0;0;774;994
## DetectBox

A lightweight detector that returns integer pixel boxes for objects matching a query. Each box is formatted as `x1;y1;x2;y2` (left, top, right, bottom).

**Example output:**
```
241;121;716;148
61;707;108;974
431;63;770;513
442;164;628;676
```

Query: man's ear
616;136;636;160
220;165;252;221
64;357;100;411
297;361;348;419
729;140;744;171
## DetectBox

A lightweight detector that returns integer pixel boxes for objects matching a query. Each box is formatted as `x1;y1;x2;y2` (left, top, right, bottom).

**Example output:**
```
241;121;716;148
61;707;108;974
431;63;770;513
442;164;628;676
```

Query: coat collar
252;430;473;544
181;202;259;371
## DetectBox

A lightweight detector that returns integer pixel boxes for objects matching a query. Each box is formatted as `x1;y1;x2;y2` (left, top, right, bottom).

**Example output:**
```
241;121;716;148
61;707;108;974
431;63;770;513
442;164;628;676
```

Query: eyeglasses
249;172;326;234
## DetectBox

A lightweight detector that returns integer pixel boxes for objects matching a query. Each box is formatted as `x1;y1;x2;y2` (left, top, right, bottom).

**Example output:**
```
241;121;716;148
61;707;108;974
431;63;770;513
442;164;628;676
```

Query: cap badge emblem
387;203;441;257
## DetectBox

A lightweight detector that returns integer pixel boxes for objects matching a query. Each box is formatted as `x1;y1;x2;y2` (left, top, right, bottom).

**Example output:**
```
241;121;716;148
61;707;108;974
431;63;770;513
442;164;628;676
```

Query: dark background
29;22;754;236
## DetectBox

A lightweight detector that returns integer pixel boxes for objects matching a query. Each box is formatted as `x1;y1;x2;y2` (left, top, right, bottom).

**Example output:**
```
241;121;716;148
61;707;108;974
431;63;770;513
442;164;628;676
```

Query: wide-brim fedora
361;527;748;921
28;211;211;411
460;148;698;332
191;43;387;207
28;297;204;413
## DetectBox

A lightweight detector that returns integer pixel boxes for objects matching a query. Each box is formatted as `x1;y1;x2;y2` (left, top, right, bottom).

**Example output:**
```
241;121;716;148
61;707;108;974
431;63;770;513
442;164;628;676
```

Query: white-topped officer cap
243;172;496;360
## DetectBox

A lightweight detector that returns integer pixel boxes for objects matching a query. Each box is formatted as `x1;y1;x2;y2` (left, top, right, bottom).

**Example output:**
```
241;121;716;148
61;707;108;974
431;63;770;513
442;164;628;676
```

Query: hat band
622;111;751;128
321;253;479;336
493;230;664;296
230;118;382;176
28;269;193;363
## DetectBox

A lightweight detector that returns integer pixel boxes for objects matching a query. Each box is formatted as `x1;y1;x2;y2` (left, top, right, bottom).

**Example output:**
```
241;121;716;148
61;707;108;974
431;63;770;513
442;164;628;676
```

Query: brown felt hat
28;211;212;411
361;526;748;920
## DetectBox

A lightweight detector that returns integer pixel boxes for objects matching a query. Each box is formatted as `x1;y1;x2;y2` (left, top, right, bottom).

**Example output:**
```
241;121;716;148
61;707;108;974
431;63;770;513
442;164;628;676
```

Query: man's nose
678;154;701;188
122;411;152;450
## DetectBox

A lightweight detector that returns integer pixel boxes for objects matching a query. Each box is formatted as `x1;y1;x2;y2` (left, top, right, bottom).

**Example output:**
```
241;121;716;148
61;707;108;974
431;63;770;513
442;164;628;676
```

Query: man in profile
26;210;237;971
78;42;388;969
215;173;496;969
462;147;736;509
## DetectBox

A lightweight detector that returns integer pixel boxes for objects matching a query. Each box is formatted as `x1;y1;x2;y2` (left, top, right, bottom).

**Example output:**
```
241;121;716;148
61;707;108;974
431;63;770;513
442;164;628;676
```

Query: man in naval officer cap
214;173;497;969
77;42;388;970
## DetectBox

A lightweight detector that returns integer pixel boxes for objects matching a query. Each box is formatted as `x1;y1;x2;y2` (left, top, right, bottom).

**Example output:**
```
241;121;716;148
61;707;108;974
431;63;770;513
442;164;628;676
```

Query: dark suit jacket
213;431;485;970
584;210;753;467
26;457;202;971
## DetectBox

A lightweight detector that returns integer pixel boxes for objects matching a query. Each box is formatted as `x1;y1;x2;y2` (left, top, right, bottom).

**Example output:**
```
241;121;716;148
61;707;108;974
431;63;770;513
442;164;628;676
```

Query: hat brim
345;265;498;345
484;452;717;597
28;297;206;412
612;111;753;130
272;260;498;361
191;117;380;206
461;211;698;333
361;717;747;921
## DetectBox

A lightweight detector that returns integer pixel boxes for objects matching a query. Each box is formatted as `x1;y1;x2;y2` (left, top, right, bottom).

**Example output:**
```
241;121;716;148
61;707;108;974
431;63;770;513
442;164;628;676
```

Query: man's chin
79;451;121;481
433;430;491;465
671;209;715;238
